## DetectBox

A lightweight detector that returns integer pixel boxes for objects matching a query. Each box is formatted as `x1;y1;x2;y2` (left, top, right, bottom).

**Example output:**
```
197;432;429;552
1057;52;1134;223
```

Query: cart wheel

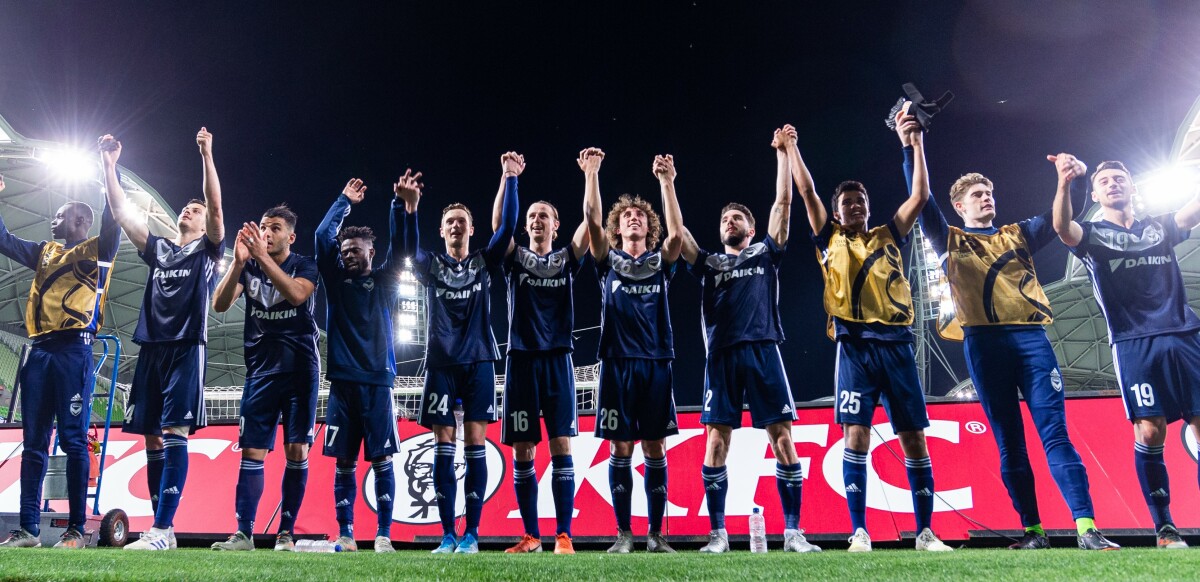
99;508;129;547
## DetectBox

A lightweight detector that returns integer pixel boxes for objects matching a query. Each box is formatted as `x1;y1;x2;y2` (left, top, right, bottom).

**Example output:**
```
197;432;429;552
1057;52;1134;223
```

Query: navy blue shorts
322;381;400;461
1113;332;1200;423
418;362;497;429
19;337;94;453
702;341;797;429
239;367;320;450
123;342;208;435
502;351;579;445
834;339;929;432
595;358;678;442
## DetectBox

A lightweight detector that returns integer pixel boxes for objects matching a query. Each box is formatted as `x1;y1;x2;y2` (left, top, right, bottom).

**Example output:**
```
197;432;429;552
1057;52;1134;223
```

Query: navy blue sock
1134;442;1173;528
19;449;46;535
905;456;935;533
551;455;575;537
644;456;668;534
512;459;539;538
372;459;395;538
279;458;308;534
154;434;189;529
334;463;357;538
702;464;728;530
464;445;487;537
433;443;457;536
843;448;868;532
776;462;804;530
235;458;265;535
146;448;165;516
609;456;633;531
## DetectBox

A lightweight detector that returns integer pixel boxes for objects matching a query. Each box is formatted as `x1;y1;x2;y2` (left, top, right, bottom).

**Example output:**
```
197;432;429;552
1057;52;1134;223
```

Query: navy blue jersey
596;249;676;359
504;245;585;353
812;221;914;343
239;253;321;378
315;195;401;386
1069;213;1200;343
687;236;786;353
134;234;224;344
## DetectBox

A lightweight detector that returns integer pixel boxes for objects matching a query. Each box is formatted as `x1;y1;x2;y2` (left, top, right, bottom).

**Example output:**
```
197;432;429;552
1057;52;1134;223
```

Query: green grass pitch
0;548;1198;581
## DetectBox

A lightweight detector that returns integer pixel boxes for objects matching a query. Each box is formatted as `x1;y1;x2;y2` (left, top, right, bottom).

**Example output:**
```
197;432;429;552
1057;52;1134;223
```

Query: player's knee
336;459;357;469
897;430;929;458
513;442;537;462
144;434;164;449
283;443;308;462
610;440;635;458
1133;417;1168;445
641;439;666;459
433;424;456;443
547;437;571;457
162;426;189;437
843;424;871;451
368;455;391;466
241;447;268;462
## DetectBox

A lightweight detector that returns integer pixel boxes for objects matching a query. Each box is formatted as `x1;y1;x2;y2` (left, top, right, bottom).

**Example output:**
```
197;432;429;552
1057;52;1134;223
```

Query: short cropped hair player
211;205;320;552
102;130;225;551
495;150;596;555
1052;156;1200;549
397;155;519;554
586;154;684;554
0;167;118;549
796;110;951;552
677;126;819;554
315;176;411;553
913;131;1116;549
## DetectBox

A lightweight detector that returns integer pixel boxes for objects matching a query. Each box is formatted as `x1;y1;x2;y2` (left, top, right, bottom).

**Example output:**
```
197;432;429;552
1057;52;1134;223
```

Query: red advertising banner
1;396;1196;542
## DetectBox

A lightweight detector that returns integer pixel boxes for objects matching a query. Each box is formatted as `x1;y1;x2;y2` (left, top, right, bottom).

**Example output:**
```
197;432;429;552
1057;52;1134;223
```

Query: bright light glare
1137;164;1200;211
37;148;96;182
398;313;417;327
399;283;418;298
397;328;414;343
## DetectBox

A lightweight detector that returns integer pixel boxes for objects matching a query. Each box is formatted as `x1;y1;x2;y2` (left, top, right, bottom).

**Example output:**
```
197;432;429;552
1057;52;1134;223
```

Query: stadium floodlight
35;147;96;182
399;283;418;298
397;328;414;343
398;313;417;327
1135;163;1200;213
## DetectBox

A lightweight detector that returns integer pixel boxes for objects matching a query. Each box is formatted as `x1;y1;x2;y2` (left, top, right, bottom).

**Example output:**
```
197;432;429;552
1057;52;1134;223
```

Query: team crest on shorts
363;433;504;524
1050;369;1063;392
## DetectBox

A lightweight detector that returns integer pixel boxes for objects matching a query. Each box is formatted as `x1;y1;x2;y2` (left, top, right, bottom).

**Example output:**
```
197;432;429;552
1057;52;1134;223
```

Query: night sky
2;2;1199;404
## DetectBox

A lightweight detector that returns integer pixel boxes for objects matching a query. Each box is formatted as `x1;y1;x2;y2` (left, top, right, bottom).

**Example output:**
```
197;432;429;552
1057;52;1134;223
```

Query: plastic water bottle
294;539;341;553
454;399;465;438
749;507;768;553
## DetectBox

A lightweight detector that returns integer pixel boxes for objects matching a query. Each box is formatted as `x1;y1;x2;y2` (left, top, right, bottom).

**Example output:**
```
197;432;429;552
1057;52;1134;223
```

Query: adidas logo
845;483;862;493
781;404;792;414
915;488;933;497
665;420;677;430
163;486;180;495
336;498;352;507
786;482;801;488
71;394;83;402
555;475;573;482
282;511;293;518
436;492;446;499
612;484;627;493
126;405;135;421
235;512;241;519
466;492;480;500
151;494;159;502
650;485;667;494
570;421;576;430
487;405;495;414
1150;488;1169;498
378;494;392;502
184;412;194;420
705;482;723;491
384;439;391;448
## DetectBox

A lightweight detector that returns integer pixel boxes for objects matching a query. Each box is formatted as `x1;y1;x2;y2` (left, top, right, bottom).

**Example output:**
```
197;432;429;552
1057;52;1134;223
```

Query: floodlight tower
907;223;960;395
395;257;427;372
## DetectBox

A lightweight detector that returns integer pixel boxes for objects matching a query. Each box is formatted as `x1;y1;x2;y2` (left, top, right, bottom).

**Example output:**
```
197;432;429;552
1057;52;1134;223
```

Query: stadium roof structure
0;113;287;387
1043;93;1200;391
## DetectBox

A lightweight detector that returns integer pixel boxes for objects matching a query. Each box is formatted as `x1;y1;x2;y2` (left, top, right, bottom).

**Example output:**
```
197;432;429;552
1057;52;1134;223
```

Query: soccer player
585;152;683;554
210;207;320;552
675;127;819;554
396;154;519;555
0;169;118;549
793;114;952;552
912;127;1116;550
101;130;224;551
495;150;597;555
315;176;412;553
1052;155;1200;550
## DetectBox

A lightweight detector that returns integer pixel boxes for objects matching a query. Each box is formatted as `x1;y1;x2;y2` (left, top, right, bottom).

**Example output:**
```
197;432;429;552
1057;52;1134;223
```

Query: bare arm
768;127;794;246
240;222;317;306
98;135;150;252
579;148;608;260
892;115;930;235
1048;153;1086;246
654;155;684;264
196;128;225;245
569;220;590;261
783;127;826;236
212;234;247;312
679;226;700;263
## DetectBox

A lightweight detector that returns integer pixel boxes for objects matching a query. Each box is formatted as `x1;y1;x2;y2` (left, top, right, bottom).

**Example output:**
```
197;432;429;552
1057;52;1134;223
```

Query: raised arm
769;126;794;246
654;154;685;264
892;113;930;236
904;134;950;257
782;127;826;235
392;169;429;265
489;152;523;260
98;135;150;252
0;175;42;269
316;179;364;269
579;148;608;261
1048;153;1087;247
212;233;248;313
196;127;225;245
